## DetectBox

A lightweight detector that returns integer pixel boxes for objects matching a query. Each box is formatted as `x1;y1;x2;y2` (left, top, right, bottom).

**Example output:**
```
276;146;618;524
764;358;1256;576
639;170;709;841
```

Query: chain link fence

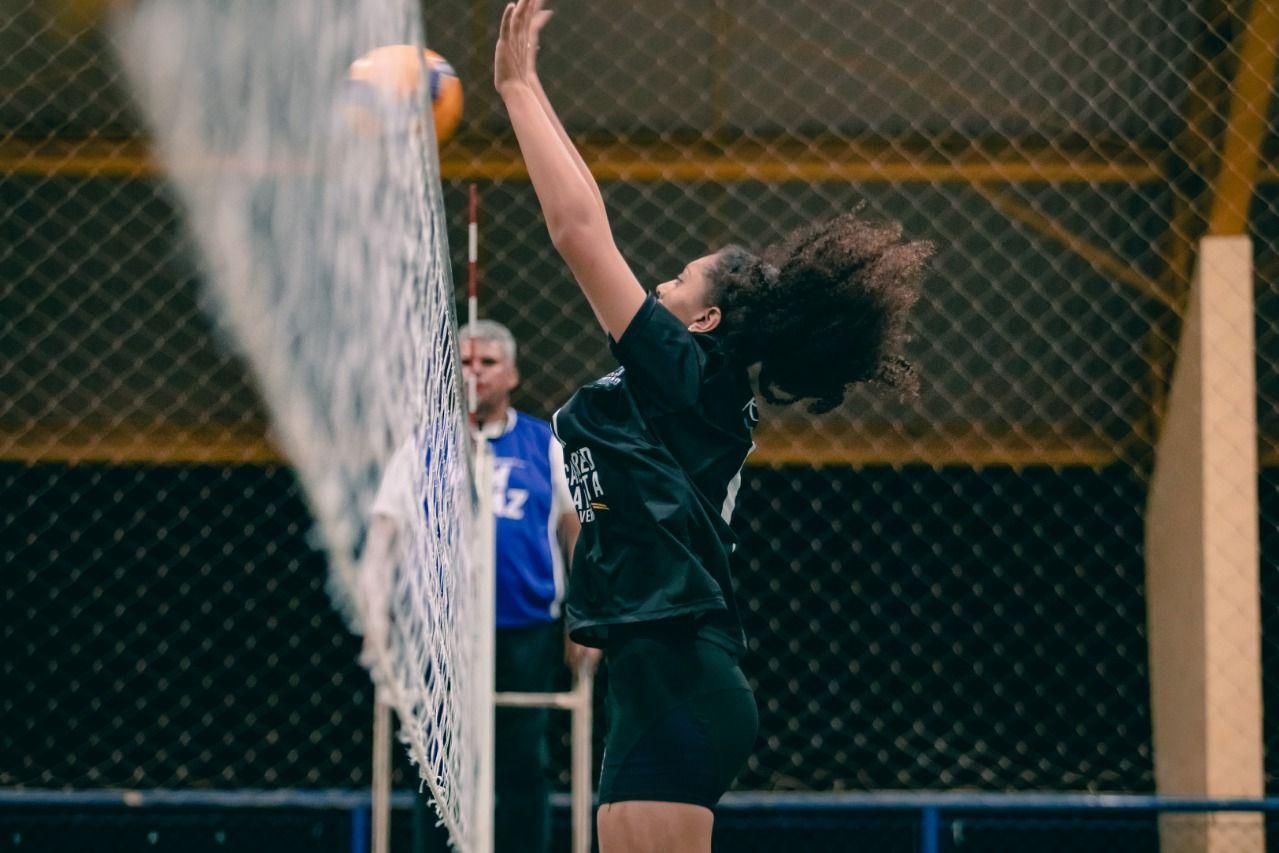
4;0;1279;805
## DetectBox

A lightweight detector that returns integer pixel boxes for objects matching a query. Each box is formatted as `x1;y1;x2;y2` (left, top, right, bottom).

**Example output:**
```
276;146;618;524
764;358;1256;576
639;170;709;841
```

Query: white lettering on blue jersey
491;459;530;520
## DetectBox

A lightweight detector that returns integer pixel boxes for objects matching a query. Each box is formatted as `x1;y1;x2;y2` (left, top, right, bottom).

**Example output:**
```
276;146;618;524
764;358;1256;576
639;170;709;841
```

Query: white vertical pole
570;668;594;853
467;184;479;417
469;182;495;853
371;687;392;853
472;438;496;853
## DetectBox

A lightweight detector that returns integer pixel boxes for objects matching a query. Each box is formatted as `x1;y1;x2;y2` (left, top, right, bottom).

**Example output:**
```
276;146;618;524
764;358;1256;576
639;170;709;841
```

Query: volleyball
346;45;463;143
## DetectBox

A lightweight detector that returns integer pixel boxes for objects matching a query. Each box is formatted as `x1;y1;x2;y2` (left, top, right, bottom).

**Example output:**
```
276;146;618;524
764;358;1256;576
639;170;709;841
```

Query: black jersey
552;293;758;654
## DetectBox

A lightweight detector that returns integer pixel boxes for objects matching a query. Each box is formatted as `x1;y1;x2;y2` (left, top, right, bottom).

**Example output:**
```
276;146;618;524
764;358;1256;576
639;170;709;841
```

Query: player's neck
471;399;510;431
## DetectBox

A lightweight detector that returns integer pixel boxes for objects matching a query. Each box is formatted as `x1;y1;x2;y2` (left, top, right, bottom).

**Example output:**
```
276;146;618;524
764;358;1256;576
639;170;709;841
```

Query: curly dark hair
708;207;933;413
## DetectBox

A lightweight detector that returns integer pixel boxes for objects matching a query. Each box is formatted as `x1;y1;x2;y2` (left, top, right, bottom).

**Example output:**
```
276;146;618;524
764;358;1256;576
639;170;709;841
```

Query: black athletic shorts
597;620;758;808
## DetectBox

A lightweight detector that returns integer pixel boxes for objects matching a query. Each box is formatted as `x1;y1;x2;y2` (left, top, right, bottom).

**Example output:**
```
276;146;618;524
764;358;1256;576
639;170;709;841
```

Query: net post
466;183;479;415
370;687;391;853
570;667;594;853
472;436;496;853
468;181;496;853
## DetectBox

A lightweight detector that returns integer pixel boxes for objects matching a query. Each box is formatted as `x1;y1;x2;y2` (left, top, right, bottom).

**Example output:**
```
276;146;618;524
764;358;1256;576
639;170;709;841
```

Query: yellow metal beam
750;420;1125;469
443;139;1162;185
0;138;158;178
36;425;1279;467
1159;0;1234;298
973;185;1178;310
40;417;1279;468
0;424;282;465
2;420;1125;469
1208;0;1279;234
0;137;1165;185
1143;0;1237;453
1260;437;1279;467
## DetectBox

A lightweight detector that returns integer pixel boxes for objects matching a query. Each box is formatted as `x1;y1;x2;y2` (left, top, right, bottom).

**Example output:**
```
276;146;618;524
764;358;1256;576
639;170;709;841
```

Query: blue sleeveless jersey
487;412;566;628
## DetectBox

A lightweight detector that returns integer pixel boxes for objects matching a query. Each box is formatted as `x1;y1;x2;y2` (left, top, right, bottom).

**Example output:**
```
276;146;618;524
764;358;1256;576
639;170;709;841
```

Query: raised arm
495;0;645;339
357;515;397;671
524;10;605;220
524;8;610;330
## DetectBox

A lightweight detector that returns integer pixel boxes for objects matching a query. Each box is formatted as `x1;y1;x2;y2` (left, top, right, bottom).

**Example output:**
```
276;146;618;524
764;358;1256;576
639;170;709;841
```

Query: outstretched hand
494;0;554;93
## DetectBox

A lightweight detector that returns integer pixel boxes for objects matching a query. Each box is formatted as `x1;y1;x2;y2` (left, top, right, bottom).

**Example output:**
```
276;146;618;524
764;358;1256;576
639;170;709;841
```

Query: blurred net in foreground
108;0;479;845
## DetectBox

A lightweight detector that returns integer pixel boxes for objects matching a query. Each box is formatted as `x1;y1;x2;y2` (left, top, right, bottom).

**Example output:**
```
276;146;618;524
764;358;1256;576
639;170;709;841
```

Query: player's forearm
529;77;606;219
361;518;397;571
501;78;644;338
558;511;581;569
358;517;398;618
357;516;398;673
500;81;607;246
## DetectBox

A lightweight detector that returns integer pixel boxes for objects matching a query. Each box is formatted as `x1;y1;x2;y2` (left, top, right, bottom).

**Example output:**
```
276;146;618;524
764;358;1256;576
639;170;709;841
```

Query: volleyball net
110;0;485;847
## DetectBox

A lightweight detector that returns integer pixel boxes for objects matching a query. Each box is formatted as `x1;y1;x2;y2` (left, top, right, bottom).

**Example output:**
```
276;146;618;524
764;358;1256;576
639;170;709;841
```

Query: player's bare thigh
597;800;713;853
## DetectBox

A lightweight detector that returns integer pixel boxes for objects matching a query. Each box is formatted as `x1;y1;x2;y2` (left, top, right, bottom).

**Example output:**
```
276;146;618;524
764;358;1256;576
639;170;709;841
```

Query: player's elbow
547;211;607;262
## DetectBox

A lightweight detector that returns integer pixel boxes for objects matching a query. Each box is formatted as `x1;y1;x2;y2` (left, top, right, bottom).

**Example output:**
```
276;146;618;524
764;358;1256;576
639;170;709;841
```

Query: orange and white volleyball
50;0;134;34
345;46;463;143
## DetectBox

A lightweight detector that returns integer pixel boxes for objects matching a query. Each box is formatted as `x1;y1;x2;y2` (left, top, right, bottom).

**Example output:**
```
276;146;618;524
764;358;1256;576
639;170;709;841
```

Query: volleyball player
495;2;932;850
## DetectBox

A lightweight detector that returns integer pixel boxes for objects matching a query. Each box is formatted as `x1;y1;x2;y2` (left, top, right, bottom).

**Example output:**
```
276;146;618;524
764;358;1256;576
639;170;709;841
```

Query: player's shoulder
510;410;553;441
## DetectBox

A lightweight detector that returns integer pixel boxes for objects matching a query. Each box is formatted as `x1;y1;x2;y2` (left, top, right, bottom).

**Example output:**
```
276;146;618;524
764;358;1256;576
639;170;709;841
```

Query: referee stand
372;664;595;853
494;663;596;853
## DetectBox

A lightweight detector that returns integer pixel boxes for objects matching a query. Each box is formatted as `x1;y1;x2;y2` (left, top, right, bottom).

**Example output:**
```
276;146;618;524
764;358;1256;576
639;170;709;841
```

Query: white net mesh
110;1;480;846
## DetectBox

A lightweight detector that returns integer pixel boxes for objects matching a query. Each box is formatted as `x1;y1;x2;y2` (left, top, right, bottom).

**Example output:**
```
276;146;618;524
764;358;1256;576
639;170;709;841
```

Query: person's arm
357;515;398;670
495;0;645;339
547;437;598;673
360;442;418;671
527;49;605;219
529;65;610;332
557;510;580;567
561;506;598;675
548;438;578;564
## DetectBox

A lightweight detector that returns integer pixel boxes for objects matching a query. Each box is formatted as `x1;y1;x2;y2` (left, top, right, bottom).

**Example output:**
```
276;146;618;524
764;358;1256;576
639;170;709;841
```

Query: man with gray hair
379;319;593;853
460;319;595;853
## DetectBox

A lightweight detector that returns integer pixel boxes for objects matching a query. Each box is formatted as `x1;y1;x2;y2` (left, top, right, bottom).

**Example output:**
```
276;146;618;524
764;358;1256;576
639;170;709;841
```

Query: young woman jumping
494;3;932;850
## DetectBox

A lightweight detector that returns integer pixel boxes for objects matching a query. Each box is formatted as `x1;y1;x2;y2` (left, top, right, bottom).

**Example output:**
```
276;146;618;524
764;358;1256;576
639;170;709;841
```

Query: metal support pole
371;688;392;853
473;438;496;853
495;665;595;853
570;668;594;853
920;806;941;853
350;806;370;853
